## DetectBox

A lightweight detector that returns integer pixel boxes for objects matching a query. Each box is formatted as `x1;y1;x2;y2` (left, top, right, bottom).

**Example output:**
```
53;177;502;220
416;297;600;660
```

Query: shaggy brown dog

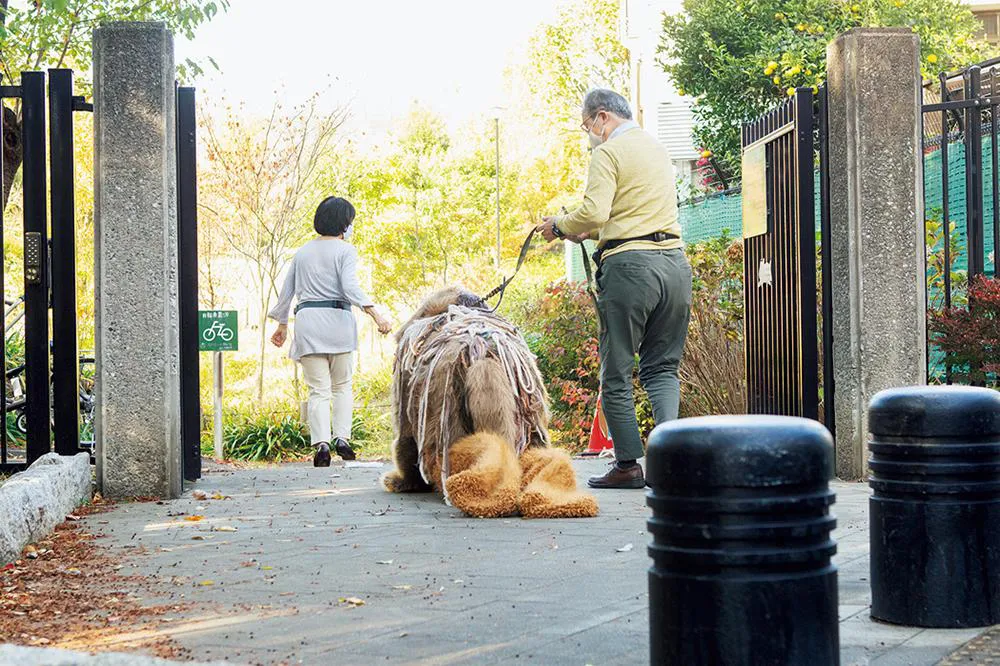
382;287;598;519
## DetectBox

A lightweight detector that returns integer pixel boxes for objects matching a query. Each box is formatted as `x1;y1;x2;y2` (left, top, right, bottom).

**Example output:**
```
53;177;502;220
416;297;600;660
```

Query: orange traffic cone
582;394;614;456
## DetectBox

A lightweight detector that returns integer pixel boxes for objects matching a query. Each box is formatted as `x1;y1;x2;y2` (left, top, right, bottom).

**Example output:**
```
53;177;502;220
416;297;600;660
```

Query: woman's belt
294;300;352;314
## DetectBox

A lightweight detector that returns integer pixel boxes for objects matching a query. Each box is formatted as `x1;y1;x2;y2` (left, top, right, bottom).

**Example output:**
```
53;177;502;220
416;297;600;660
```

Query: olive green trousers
596;249;692;461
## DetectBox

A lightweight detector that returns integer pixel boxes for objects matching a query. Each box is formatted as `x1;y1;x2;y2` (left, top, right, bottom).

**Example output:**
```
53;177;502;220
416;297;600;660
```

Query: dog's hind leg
382;421;433;494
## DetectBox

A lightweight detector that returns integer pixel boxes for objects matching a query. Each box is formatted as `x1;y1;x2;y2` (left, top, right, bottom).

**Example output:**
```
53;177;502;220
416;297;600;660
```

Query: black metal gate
741;87;834;431
0;70;92;472
921;61;1000;384
0;72;201;478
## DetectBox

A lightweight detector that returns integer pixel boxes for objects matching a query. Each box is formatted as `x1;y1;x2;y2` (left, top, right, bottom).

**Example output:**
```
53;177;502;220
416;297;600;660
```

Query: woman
269;196;392;467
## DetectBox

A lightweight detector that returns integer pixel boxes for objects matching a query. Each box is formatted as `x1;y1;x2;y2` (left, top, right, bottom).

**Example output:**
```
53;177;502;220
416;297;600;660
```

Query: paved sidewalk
76;460;986;666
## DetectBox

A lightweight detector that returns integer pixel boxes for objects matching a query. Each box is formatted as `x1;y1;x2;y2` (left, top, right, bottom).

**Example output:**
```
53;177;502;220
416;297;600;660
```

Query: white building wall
620;0;699;190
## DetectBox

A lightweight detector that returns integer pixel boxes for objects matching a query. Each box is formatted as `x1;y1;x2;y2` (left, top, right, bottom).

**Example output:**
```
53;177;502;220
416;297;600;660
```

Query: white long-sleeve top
267;238;375;360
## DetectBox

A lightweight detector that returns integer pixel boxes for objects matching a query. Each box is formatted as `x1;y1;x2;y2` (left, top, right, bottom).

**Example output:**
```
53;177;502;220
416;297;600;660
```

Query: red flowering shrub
929;275;1000;385
518;282;654;451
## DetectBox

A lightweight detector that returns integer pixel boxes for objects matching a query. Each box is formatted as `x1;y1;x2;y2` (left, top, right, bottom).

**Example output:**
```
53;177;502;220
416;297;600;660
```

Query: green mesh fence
923;138;998;276
677;172;826;241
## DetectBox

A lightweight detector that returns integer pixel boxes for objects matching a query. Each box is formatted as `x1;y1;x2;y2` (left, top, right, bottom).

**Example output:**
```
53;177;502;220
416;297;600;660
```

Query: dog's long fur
382;287;598;519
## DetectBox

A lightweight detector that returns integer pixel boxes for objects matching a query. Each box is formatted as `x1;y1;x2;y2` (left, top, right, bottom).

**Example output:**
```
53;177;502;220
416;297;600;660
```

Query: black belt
593;232;679;266
294;299;351;314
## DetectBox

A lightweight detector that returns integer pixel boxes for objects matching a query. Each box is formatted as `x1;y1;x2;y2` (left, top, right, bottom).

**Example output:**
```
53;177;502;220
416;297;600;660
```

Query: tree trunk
2;106;23;212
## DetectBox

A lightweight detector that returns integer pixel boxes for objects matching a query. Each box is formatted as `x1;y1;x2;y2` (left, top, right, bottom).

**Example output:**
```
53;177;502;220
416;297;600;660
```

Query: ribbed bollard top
868;386;1000;500
868;386;1000;628
869;385;1000;438
647;416;835;572
645;415;839;665
647;415;834;490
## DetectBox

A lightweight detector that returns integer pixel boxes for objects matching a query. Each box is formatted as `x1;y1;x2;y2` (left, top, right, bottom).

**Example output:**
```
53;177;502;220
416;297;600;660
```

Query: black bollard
646;415;838;666
869;386;1000;628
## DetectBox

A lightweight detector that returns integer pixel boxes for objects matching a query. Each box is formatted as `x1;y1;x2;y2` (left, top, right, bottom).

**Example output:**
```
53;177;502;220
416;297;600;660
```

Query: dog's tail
464;358;519;444
444;358;598;519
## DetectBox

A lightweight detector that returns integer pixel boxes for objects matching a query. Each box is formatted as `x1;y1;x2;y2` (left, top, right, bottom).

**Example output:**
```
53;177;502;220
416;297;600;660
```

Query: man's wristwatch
551;221;566;239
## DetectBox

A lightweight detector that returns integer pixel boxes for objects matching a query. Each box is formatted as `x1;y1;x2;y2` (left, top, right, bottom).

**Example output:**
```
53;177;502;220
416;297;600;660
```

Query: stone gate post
93;22;182;498
826;28;927;479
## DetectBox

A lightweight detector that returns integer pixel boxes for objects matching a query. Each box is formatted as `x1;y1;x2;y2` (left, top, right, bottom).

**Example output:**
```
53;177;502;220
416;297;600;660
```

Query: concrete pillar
93;22;181;498
826;28;927;480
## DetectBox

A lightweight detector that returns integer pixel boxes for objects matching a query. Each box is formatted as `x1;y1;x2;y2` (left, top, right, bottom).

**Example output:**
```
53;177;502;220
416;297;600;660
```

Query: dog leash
480;210;600;323
480;226;538;312
569;207;601;319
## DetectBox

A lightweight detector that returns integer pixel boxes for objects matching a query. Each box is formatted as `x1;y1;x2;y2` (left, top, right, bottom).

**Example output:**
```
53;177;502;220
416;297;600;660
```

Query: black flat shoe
334;438;356;461
313;442;331;467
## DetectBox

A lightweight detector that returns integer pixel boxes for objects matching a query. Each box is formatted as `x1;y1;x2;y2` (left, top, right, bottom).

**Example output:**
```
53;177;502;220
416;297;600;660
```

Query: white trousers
299;353;353;445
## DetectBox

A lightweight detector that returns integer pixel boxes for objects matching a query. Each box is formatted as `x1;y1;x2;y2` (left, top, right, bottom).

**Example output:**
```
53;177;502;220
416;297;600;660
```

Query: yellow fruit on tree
767;61;778;69
789;66;801;76
927;53;938;64
701;150;713;159
787;87;796;96
773;75;781;85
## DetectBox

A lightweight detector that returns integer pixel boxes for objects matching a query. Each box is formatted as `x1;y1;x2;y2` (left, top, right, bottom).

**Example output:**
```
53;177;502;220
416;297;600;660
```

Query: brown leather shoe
334;438;356;461
313;442;332;467
587;462;645;489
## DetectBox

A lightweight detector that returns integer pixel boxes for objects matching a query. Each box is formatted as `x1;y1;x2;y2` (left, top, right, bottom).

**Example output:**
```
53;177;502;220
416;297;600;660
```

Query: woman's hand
374;314;393;336
364;305;393;336
270;324;288;348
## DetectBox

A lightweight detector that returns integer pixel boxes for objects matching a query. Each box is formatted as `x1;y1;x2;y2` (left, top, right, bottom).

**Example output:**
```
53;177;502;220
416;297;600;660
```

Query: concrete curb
0;453;92;564
0;644;236;665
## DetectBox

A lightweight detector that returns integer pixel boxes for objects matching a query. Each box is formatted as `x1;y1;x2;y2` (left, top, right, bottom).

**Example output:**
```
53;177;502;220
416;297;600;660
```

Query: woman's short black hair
314;196;356;236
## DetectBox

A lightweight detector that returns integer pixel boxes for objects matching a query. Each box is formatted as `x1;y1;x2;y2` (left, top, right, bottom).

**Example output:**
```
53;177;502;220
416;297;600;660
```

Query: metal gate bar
49;68;80;456
966;66;986;278
177;85;201;482
21;71;50;464
817;86;836;436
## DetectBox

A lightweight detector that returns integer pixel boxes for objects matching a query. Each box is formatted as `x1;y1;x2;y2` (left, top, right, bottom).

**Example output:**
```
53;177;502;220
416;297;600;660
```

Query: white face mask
343;225;354;241
588;117;605;149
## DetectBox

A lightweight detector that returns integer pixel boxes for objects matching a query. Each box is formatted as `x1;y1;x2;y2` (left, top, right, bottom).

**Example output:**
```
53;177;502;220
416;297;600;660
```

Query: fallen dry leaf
197;580;214;587
339;597;365;607
191;490;208;501
183;515;204;522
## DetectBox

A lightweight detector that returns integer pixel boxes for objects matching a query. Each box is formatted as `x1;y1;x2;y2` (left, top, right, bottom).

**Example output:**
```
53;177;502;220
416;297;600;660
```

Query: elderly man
537;89;692;489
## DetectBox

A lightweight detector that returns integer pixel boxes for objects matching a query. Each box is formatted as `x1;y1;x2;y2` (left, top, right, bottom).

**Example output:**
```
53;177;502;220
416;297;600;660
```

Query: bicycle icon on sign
202;320;234;343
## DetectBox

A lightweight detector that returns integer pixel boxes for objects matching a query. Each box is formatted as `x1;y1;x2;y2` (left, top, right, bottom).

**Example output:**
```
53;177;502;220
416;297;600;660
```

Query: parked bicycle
3;297;96;448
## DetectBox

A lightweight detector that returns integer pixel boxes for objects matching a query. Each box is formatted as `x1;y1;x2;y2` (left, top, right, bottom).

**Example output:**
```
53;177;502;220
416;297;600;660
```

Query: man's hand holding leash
537;216;590;244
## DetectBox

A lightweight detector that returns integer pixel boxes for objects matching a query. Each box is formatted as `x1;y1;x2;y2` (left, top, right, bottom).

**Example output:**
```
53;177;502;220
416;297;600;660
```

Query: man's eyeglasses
580;110;603;132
